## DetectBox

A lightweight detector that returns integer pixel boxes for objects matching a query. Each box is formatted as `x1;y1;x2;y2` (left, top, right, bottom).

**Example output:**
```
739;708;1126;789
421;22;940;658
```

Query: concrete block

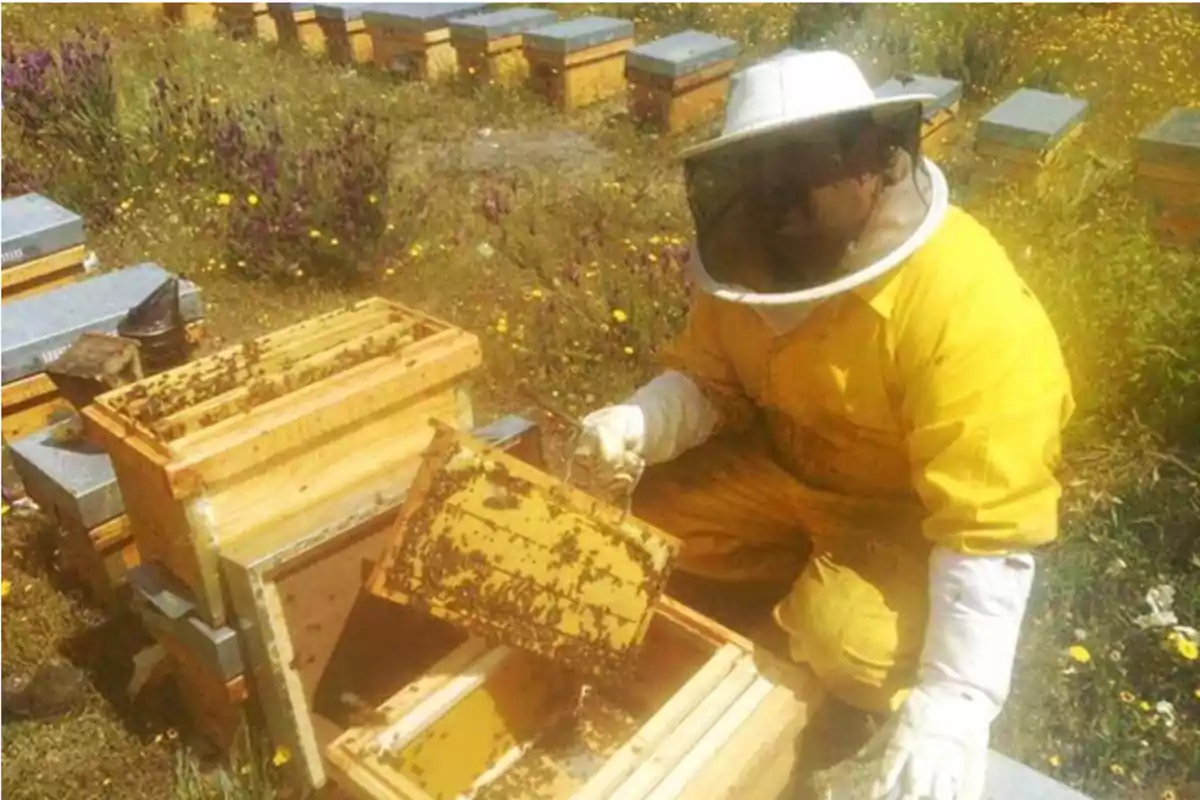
627;30;740;79
524;15;634;55
8;421;123;533
977;88;1088;152
1;263;204;384
1;194;86;270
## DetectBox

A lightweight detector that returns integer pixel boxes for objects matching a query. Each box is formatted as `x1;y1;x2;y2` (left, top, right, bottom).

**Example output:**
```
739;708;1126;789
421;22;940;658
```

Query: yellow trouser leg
633;431;930;715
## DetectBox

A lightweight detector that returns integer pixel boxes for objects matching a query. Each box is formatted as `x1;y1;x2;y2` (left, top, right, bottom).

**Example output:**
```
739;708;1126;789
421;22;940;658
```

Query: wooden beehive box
2;193;87;304
81;297;482;628
525;16;635;111
976;87;1088;175
875;73;963;158
286;3;329;56
222;415;544;793
1;264;205;442
326;599;821;800
363;3;489;81
9;419;138;608
368;421;681;682
626;31;739;135
311;3;375;65
1135;107;1200;248
163;2;219;30
252;3;277;41
450;7;558;87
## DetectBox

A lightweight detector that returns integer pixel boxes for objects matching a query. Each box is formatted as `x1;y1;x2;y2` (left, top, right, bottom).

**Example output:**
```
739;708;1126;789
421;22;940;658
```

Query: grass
1;3;1198;799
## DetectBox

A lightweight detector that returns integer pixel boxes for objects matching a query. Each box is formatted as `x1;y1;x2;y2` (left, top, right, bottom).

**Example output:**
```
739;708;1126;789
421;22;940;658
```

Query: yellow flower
216;192;233;207
623;346;635;355
385;267;395;277
1110;763;1125;777
1047;754;1061;768
247;194;259;206
272;745;291;767
309;229;321;239
1140;700;1152;711
496;317;508;334
368;194;378;204
409;244;423;258
330;238;339;247
1119;691;1136;704
294;269;304;278
1067;645;1091;664
1;579;11;599
530;288;543;299
1162;789;1177;800
1167;630;1198;661
612;309;629;323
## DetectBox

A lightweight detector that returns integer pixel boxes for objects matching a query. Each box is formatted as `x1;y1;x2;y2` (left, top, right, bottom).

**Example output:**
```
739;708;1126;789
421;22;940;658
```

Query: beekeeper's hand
868;684;991;800
574;370;720;470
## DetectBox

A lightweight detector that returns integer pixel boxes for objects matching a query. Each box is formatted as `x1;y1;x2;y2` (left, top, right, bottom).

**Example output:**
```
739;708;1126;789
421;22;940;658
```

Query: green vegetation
1;4;1196;799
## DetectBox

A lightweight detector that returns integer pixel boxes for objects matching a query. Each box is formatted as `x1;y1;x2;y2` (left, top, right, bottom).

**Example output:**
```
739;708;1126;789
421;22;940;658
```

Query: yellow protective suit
633;206;1075;713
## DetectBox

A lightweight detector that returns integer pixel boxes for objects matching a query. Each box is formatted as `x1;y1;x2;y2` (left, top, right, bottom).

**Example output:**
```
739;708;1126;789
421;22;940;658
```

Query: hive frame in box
221;415;544;793
326;597;822;800
82;297;482;628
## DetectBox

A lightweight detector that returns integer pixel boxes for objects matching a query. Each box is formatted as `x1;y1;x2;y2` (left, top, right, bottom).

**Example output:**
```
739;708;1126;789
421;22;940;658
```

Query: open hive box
326;599;821;800
82;297;481;627
368;421;682;682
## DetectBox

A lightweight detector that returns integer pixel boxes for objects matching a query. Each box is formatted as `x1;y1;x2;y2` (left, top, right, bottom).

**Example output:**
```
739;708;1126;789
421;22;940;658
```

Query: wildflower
1110;764;1126;777
368;194;378;204
387;223;395;232
496;317;508;335
216;192;233;207
385;268;395;277
120;198;133;211
247;194;259;207
612;309;629;323
295;269;304;278
1140;700;1152;712
1167;629;1198;661
623;346;634;355
1067;644;1091;664
1047;755;1061;768
1;579;10;599
1155;700;1177;728
530;288;543;299
409;244;424;257
330;238;339;247
1162;790;1177;800
1119;691;1135;704
649;235;662;245
310;229;322;239
166;728;179;741
272;745;291;767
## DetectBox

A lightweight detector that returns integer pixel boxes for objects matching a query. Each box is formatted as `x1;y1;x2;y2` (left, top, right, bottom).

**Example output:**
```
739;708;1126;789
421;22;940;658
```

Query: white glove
576;370;719;470
870;547;1036;800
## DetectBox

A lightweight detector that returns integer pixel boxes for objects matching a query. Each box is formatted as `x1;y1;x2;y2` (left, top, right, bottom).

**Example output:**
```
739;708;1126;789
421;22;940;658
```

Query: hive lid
1;194;86;271
1;263;204;385
977;88;1088;152
313;2;366;21
524;15;634;55
875;74;963;120
449;6;557;41
8;420;124;532
1136;107;1200;169
360;2;489;33
627;30;740;79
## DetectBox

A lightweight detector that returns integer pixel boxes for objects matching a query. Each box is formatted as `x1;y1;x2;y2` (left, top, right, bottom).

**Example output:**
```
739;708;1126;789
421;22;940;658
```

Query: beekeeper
577;51;1074;799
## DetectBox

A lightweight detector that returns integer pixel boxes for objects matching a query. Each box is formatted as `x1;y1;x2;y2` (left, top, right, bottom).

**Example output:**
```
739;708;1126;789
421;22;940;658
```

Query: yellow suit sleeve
898;268;1075;556
660;289;758;435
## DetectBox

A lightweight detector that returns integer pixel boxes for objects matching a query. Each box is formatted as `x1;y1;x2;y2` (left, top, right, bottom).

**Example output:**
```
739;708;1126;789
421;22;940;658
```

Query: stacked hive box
9;423;137;608
450;7;559;87
162;2;218;30
626;31;739;135
1134;107;1200;248
363;3;489;80
2;194;87;304
1;264;204;442
874;74;964;158
975;88;1088;177
222;415;543;793
524;16;635;111
311;2;375;65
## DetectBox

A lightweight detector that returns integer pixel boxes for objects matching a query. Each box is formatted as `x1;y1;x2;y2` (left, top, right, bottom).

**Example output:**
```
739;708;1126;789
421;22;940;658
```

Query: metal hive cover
8;420;124;532
361;2;489;33
977;87;1088;152
1;194;86;270
875;74;963;120
1136;107;1200;169
1;263;204;385
627;29;741;79
449;6;557;41
524;16;634;55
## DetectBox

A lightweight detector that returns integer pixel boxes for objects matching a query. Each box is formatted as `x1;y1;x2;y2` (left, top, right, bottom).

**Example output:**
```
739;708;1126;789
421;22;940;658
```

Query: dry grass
2;3;1198;799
